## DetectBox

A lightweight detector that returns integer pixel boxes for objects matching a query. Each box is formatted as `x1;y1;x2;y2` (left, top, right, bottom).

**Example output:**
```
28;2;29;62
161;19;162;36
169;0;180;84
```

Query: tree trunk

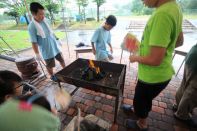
49;11;54;25
79;5;81;15
24;14;29;25
52;13;55;25
97;5;100;22
15;17;19;25
84;7;86;24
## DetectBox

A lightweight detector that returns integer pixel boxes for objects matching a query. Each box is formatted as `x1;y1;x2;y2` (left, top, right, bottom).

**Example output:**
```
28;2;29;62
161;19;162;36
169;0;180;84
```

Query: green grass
0;20;62;30
0;30;65;51
0;20;103;30
1;14;196;31
69;21;103;30
0;30;31;51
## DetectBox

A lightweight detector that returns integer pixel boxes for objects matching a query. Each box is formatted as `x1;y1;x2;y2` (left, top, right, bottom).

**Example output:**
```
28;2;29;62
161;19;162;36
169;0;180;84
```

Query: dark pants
134;79;170;118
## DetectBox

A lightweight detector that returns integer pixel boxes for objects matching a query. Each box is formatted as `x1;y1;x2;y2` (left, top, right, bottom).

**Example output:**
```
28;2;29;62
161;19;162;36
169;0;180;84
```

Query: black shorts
44;53;64;68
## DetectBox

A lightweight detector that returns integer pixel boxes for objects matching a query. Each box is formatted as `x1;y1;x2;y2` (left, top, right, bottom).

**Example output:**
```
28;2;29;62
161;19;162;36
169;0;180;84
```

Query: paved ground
0;43;197;131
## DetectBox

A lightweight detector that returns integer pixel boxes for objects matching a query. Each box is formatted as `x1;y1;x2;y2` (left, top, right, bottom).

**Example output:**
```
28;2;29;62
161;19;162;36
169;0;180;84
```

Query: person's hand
35;53;41;61
129;55;138;63
110;48;113;54
51;108;58;116
92;49;96;55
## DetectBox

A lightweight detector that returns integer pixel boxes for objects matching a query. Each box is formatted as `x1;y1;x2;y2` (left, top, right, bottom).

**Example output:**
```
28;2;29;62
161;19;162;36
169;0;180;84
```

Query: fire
89;60;95;68
89;60;100;74
96;67;100;74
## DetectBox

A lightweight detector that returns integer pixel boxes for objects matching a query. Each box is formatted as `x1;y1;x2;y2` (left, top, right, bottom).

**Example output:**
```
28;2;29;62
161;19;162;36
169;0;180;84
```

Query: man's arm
91;42;96;55
130;46;166;66
32;43;39;54
32;43;42;61
175;32;184;48
108;43;113;53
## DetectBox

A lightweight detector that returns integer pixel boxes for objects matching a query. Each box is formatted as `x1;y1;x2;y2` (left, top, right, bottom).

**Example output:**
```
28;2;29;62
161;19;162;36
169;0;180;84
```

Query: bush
86;17;95;21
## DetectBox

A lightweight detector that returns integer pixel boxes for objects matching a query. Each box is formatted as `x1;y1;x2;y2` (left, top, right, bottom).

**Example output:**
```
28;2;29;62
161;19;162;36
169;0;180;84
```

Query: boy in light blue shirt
28;2;65;82
91;15;117;62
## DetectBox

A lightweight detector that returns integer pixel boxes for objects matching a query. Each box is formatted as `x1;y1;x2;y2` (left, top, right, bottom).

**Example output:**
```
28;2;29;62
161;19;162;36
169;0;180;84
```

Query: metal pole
38;60;47;78
61;0;71;58
0;37;20;58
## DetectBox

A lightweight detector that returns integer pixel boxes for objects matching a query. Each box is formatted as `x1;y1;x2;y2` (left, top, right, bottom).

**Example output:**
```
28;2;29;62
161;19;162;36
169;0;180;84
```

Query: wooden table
74;47;92;59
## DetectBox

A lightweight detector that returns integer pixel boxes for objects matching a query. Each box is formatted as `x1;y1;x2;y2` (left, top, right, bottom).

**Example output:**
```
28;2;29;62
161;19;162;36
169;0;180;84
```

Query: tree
0;2;4;8
178;0;197;14
131;0;143;15
76;0;82;17
0;0;35;25
92;0;106;22
178;0;197;9
4;11;19;25
131;0;153;15
76;0;88;23
45;2;59;24
1;0;61;25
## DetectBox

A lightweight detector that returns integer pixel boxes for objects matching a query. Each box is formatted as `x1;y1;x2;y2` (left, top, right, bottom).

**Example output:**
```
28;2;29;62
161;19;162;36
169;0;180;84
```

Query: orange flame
89;60;100;74
96;67;100;74
89;60;95;68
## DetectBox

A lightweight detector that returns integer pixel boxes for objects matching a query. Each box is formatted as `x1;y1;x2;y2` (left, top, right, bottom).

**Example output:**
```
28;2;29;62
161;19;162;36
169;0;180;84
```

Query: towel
32;18;53;38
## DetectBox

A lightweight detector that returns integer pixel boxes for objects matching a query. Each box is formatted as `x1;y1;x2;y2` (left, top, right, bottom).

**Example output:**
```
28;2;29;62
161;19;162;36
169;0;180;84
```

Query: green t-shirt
185;44;197;72
0;100;60;131
138;1;183;83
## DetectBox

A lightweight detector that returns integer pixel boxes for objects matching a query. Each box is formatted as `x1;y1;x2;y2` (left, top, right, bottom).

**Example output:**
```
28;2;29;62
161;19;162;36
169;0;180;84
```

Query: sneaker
121;104;134;113
50;75;58;82
124;119;148;131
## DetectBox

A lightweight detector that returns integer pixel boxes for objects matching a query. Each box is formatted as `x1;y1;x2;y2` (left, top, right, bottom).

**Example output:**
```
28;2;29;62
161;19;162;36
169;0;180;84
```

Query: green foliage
1;0;61;25
77;0;88;7
92;0;106;22
131;0;153;15
0;2;5;8
43;0;60;24
76;0;89;15
4;11;19;18
76;0;89;23
178;0;197;9
92;0;105;7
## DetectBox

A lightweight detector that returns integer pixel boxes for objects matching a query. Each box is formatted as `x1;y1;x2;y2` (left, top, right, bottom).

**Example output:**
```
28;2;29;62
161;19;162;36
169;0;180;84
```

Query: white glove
35;53;41;61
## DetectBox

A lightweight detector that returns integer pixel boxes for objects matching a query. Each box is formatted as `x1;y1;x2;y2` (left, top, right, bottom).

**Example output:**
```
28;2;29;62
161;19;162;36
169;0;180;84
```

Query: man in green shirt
122;0;183;130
